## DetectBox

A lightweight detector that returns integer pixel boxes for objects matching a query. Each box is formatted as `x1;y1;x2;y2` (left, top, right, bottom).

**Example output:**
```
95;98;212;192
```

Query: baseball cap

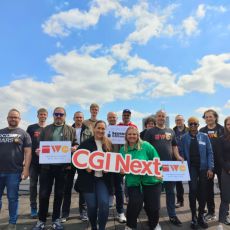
123;109;131;114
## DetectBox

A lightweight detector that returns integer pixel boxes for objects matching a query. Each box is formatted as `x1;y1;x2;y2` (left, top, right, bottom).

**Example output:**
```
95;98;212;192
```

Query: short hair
202;109;219;123
144;116;156;127
74;111;84;117
156;109;167;116
53;107;66;115
8;108;20;116
37;108;48;115
90;103;99;110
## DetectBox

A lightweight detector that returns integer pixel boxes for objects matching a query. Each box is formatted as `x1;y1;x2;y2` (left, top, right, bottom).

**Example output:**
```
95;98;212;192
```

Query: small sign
106;125;128;144
39;141;71;164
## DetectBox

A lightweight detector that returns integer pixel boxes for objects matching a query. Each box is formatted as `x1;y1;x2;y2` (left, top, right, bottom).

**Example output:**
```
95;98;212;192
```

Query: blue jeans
163;181;176;217
0;173;21;224
84;178;109;230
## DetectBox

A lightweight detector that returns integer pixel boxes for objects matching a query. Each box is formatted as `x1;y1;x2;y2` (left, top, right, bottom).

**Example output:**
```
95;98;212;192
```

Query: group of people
0;104;230;230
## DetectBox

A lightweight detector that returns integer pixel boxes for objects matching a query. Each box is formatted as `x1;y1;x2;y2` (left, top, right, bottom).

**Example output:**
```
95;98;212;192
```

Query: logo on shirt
207;131;218;139
155;132;172;141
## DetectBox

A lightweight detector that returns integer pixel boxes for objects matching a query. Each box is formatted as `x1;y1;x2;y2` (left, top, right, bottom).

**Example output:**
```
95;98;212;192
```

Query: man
83;103;99;132
33;107;77;230
173;115;188;208
0;109;32;230
144;110;183;227
61;111;93;223
117;109;137;128
26;108;48;218
107;112;126;223
200;109;224;221
180;117;214;229
140;116;155;140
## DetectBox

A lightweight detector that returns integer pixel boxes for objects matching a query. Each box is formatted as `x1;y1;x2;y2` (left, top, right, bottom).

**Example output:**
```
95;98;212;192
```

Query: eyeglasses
189;123;198;127
54;113;65;117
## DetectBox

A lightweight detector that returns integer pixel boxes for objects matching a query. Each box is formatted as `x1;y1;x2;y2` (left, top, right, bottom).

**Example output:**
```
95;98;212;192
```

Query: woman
74;120;113;230
120;126;162;230
218;116;230;226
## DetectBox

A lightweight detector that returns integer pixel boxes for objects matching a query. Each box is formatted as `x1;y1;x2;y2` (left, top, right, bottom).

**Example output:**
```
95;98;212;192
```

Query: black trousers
29;164;40;210
176;181;184;203
39;165;66;222
61;167;87;216
188;167;208;217
206;168;221;214
126;184;161;229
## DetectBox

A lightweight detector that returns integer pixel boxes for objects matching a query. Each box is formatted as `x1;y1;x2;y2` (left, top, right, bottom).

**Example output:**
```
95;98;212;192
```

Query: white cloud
196;4;206;19
79;44;102;55
178;53;230;93
224;100;230;109
42;0;120;37
182;16;199;36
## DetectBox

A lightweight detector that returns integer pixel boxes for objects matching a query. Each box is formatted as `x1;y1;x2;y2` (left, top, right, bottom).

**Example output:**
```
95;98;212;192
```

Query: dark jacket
72;123;93;144
74;137;113;194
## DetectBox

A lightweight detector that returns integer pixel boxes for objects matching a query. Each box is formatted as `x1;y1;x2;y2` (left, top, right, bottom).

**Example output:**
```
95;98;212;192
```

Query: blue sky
1;0;230;129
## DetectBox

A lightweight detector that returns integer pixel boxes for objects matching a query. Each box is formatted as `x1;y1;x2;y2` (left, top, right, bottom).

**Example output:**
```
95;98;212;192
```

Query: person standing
173;115;188;208
83;103;99;132
200;109;224;221
180;117;214;229
140;116;155;140
32;107;77;230
26;108;48;218
118;109;137;128
75;120;113;230
61;111;93;223
0;108;32;230
144;110;183;226
107;112;126;223
121;126;162;230
218;116;230;227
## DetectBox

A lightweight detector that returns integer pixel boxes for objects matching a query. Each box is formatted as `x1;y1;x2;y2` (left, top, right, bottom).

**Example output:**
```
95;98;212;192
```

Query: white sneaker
117;213;127;223
124;226;132;230
154;223;161;230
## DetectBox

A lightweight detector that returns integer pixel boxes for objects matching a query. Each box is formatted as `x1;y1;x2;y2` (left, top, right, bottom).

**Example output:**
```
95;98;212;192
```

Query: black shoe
190;216;198;229
169;216;182;226
198;215;208;229
175;202;184;208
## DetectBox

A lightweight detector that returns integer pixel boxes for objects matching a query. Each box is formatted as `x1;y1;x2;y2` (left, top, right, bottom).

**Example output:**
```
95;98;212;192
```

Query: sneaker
80;211;88;222
190;217;199;229
31;208;38;219
175;201;184;208
6;224;16;230
124;226;133;230
32;221;45;230
60;217;68;223
224;216;230;225
154;223;161;230
204;213;216;221
117;213;126;223
169;216;182;226
198;215;208;229
52;219;64;230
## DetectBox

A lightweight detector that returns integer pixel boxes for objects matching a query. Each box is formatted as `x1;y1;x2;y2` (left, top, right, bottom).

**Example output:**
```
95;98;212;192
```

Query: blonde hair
124;126;142;152
94;120;112;152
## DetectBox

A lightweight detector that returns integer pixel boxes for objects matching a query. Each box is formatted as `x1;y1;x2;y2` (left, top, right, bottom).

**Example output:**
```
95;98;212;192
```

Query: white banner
161;161;190;181
106;125;128;144
39;141;71;164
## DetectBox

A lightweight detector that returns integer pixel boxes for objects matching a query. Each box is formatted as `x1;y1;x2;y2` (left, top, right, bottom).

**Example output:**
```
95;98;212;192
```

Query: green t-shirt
52;126;63;141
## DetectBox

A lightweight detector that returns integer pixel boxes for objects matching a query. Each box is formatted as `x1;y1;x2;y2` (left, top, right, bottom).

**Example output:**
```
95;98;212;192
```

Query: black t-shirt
0;127;32;173
26;123;44;165
189;135;200;168
144;127;177;160
200;124;224;169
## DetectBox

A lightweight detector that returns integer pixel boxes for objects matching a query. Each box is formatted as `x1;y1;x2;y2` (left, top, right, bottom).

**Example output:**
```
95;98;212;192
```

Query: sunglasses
189;122;198;127
54;113;65;117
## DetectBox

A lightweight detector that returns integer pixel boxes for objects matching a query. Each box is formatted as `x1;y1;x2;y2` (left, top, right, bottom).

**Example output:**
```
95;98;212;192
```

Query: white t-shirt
94;140;103;177
76;128;82;144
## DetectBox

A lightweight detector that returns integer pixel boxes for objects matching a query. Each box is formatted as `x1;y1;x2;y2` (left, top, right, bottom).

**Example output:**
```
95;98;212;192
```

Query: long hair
94;120;112;152
224;116;230;141
124;126;142;152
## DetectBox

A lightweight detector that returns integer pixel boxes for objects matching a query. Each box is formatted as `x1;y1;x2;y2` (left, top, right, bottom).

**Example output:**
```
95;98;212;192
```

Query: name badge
199;141;206;145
